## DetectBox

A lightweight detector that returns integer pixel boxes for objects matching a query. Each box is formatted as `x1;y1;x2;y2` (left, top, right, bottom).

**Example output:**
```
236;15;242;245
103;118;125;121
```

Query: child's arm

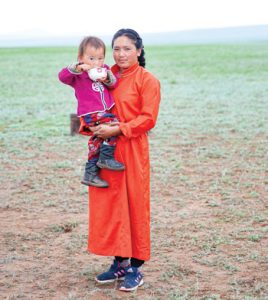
102;70;117;89
101;64;118;89
58;63;82;86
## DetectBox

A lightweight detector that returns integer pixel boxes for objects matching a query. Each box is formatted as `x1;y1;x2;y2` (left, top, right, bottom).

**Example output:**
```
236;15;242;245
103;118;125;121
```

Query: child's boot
81;162;109;188
97;143;125;171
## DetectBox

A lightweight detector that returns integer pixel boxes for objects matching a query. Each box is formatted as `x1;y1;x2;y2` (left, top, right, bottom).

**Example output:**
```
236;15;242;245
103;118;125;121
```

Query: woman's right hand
89;124;121;139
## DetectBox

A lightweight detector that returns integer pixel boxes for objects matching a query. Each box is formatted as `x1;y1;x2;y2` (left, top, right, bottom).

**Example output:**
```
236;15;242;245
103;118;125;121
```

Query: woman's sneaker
95;260;127;283
119;266;144;292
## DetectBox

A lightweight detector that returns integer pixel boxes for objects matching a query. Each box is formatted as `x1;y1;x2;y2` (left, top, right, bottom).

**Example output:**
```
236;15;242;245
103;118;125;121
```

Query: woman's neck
118;62;139;77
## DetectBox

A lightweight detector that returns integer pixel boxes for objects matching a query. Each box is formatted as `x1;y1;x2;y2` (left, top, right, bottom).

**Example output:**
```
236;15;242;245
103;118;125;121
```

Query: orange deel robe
88;62;161;261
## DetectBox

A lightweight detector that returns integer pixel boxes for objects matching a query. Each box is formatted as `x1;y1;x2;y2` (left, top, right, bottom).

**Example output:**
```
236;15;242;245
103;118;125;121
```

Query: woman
88;28;161;292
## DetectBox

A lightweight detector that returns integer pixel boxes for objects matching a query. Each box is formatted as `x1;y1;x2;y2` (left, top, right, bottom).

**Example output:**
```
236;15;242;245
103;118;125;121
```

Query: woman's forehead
113;36;135;47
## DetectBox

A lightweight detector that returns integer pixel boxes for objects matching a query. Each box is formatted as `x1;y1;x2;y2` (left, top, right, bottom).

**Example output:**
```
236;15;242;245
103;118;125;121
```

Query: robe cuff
119;122;132;139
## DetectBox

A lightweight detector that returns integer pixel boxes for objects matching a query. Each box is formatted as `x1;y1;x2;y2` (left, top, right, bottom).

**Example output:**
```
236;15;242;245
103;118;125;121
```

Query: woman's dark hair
112;28;146;68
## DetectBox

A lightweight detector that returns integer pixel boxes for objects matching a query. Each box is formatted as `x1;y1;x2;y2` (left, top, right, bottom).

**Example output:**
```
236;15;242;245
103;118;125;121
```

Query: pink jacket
58;64;116;117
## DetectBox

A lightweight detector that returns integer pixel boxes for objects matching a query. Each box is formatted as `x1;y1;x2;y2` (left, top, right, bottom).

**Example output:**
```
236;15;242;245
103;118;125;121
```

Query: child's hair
78;36;106;58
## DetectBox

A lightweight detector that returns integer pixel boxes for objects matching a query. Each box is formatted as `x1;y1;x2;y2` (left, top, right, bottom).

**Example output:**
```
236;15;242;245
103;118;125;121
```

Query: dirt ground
1;132;267;299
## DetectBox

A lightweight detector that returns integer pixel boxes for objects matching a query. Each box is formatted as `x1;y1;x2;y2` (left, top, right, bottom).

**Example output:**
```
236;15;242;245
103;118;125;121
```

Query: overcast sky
1;0;267;37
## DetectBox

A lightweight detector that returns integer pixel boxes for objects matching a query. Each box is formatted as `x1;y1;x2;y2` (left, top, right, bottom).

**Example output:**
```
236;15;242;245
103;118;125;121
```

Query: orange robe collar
112;62;140;78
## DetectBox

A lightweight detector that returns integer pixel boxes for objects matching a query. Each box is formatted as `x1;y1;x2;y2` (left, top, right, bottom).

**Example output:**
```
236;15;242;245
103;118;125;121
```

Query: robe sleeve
119;74;161;139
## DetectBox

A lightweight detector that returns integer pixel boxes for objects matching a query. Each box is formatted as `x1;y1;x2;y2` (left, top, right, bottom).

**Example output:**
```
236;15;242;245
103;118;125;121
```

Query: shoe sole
95;276;125;284
96;162;125;171
119;278;144;292
81;180;109;188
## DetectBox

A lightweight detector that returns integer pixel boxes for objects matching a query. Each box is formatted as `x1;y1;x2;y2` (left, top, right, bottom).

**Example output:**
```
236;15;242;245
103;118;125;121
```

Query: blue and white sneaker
95;260;127;283
119;266;144;292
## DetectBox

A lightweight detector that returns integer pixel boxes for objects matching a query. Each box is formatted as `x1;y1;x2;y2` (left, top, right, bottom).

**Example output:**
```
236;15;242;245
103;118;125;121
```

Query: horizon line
0;23;267;39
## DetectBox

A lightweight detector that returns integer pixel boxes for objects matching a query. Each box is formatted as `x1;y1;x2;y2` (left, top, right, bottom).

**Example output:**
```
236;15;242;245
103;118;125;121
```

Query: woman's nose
118;49;125;56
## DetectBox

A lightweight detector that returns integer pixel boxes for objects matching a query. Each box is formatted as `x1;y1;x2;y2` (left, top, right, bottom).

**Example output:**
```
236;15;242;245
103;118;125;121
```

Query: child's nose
95;61;102;67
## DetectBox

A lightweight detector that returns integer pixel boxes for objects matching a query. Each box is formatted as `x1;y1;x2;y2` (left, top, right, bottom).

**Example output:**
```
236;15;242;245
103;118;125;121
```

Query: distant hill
142;25;268;45
0;25;267;47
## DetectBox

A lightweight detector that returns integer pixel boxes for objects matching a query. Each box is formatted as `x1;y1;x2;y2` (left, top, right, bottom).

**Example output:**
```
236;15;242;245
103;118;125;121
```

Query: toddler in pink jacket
59;36;125;188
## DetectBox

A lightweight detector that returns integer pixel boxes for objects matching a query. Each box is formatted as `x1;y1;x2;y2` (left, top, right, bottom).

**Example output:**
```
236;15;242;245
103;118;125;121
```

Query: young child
58;36;125;188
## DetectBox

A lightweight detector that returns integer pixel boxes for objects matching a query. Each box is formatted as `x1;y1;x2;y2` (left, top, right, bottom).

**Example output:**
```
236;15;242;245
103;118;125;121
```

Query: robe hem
88;247;150;261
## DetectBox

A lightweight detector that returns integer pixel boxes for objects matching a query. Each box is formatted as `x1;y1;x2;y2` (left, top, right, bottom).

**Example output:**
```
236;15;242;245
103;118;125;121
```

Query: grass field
0;43;268;299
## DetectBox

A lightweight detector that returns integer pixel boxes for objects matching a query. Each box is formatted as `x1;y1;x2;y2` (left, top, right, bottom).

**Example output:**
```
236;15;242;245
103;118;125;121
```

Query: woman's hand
90;123;121;139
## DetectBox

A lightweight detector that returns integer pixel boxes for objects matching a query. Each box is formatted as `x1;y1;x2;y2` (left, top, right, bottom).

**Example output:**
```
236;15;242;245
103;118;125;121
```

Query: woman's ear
137;49;142;57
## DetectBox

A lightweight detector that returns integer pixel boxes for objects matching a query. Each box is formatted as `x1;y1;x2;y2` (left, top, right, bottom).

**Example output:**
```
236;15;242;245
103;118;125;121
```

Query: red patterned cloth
79;111;118;160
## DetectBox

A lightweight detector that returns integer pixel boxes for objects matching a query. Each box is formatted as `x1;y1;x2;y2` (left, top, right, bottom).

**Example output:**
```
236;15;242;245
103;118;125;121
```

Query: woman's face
112;36;141;70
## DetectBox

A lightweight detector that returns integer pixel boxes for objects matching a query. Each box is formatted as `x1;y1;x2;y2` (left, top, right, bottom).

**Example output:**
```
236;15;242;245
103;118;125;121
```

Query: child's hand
76;63;91;72
97;75;108;82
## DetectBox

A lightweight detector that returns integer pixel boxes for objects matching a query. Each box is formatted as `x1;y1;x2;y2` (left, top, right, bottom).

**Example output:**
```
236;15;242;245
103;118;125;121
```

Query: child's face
79;45;105;68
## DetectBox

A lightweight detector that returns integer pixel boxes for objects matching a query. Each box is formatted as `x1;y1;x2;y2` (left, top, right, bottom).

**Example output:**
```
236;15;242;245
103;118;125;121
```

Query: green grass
1;44;268;139
1;43;268;299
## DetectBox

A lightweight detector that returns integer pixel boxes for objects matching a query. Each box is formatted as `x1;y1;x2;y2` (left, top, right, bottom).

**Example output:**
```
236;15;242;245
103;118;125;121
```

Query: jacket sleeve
119;74;161;139
58;66;82;87
102;65;118;89
103;70;118;89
